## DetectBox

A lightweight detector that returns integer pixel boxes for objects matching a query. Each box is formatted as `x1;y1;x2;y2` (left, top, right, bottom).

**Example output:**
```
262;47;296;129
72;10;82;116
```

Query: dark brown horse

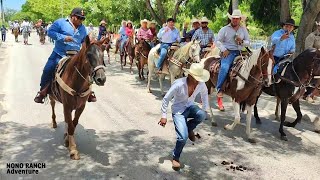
135;39;151;80
251;48;320;141
101;34;112;64
202;47;274;143
49;36;107;160
123;36;135;74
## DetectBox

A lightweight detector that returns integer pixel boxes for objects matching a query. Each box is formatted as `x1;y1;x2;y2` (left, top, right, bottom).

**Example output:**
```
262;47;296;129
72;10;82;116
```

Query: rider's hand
280;33;289;41
235;36;243;45
64;36;73;42
222;50;230;58
158;118;167;127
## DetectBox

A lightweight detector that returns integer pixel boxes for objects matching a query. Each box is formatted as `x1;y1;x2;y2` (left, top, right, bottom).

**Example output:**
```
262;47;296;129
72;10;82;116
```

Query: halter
169;42;201;68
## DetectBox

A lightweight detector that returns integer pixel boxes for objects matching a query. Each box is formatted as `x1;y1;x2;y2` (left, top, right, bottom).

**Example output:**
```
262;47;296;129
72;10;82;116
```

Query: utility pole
0;0;5;25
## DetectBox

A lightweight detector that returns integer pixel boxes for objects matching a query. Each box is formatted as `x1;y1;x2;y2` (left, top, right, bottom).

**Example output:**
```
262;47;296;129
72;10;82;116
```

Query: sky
3;0;26;10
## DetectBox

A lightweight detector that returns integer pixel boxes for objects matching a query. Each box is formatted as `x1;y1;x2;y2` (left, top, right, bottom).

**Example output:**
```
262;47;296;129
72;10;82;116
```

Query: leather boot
34;84;50;103
88;91;97;102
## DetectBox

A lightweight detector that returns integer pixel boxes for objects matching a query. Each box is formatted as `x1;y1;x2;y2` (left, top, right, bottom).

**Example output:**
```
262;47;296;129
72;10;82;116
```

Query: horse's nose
95;75;106;86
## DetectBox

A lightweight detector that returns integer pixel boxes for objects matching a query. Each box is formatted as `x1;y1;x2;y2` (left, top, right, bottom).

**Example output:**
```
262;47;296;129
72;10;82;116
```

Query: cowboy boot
88;91;97;102
34;84;50;103
217;96;225;111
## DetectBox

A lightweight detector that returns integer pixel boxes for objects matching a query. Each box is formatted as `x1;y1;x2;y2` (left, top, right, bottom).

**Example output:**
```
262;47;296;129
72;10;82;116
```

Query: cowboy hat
200;17;210;23
182;63;210;82
140;19;149;24
191;18;200;24
227;9;246;20
127;20;133;24
100;20;106;25
149;20;156;24
281;18;299;29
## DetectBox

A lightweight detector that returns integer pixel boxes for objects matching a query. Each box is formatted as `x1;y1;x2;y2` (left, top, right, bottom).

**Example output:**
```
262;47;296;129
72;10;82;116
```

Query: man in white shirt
21;18;31;45
158;63;211;170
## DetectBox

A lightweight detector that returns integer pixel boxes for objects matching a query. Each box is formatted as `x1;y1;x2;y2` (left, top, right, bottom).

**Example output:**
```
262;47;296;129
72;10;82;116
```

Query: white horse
147;40;201;96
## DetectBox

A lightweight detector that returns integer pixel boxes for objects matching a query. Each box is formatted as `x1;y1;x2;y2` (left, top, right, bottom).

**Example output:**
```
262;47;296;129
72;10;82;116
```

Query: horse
101;34;112;64
39;26;46;44
147;40;201;96
135;39;152;80
49;35;107;160
12;28;19;42
250;48;320;141
124;36;136;74
202;47;274;143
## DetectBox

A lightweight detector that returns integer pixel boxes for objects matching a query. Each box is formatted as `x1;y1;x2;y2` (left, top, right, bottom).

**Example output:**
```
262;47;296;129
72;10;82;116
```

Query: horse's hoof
248;138;257;144
256;119;262;125
211;122;218;127
280;135;288;141
52;123;57;128
70;150;80;160
284;122;295;128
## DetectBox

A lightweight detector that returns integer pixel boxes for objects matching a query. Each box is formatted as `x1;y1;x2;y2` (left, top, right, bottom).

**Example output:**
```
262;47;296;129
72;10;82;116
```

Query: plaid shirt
192;27;214;46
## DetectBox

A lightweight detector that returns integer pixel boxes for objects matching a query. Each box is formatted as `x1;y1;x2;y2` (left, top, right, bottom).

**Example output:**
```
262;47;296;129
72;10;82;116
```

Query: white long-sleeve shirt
161;77;209;118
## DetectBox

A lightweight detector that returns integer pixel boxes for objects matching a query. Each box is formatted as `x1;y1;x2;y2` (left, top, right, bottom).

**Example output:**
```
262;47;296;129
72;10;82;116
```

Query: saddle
51;57;71;102
154;43;181;74
209;55;249;91
273;58;291;84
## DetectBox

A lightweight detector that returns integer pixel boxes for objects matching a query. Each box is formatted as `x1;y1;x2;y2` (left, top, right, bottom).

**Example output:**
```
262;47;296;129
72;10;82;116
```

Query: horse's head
83;36;107;86
260;47;274;87
188;39;201;63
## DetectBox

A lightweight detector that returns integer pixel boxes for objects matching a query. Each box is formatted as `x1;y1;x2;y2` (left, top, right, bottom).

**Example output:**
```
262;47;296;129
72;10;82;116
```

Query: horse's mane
236;48;262;90
172;41;193;62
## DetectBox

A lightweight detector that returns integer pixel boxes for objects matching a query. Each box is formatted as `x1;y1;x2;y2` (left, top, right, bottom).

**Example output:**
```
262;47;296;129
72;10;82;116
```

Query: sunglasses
76;16;85;21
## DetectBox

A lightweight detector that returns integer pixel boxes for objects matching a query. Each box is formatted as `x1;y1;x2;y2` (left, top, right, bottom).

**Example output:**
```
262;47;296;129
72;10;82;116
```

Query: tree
280;0;291;23
295;0;320;55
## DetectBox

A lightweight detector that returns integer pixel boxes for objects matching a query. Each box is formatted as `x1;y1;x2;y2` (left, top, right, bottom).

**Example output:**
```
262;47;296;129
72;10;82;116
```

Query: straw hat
140;19;149;24
227;9;246;20
191;18;200;24
127;20;133;24
100;20;106;25
149;20;156;24
182;63;210;82
200;17;210;23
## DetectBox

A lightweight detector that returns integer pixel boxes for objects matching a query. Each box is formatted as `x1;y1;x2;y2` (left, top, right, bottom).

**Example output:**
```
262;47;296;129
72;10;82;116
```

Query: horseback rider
271;18;298;65
158;63;210;170
156;18;181;74
21;18;31;45
149;21;157;39
123;21;134;51
137;19;154;47
12;20;20;34
98;20;107;40
183;18;200;40
191;17;214;55
34;8;97;103
215;9;250;98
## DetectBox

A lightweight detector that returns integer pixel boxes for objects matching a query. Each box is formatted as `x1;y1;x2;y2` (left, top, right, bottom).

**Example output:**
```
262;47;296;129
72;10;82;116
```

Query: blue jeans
156;43;171;69
216;50;240;92
40;51;62;89
120;36;128;54
172;105;206;161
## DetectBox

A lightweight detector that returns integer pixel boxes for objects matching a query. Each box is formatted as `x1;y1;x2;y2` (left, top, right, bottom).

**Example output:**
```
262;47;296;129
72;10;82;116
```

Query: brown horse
49;36;106;160
135;39;151;80
202;47;274;143
39;27;46;44
12;28;19;42
101;34;112;64
124;36;135;74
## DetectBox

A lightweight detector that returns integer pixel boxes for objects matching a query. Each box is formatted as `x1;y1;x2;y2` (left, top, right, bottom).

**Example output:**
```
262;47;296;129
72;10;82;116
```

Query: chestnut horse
49;36;107;160
124;36;136;74
250;48;320;141
135;39;151;80
202;47;274;143
101;34;112;64
12;28;19;42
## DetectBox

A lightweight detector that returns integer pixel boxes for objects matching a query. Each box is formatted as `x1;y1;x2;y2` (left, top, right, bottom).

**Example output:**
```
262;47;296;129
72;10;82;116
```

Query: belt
66;50;78;55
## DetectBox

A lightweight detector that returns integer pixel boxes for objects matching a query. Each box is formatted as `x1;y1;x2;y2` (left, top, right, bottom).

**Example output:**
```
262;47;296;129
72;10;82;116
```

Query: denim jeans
40;51;62;89
120;36;128;54
156;43;171;69
172;105;206;161
216;50;240;92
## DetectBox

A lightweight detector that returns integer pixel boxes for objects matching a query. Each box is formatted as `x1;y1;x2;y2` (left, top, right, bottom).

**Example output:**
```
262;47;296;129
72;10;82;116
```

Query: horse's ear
85;35;91;47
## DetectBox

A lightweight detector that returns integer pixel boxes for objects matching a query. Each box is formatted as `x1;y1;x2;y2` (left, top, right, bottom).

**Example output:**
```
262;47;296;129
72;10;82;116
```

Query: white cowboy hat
182;63;210;82
140;19;149;24
200;17;210;23
227;9;246;20
149;20;156;24
316;21;320;26
191;18;200;24
100;20;106;25
127;20;133;24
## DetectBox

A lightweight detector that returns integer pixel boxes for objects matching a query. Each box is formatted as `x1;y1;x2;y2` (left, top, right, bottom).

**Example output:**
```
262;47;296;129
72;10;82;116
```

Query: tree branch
172;0;185;21
145;0;163;25
156;0;166;22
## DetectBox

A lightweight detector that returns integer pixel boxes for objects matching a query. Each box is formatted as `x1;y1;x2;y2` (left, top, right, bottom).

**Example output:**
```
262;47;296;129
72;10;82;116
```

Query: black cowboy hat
281;18;299;29
71;8;85;19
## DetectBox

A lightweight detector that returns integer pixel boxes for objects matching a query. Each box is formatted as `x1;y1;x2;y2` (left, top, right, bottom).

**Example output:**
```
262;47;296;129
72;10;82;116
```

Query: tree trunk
232;0;239;10
295;0;320;55
280;0;291;23
172;0;185;21
156;0;166;23
145;0;164;25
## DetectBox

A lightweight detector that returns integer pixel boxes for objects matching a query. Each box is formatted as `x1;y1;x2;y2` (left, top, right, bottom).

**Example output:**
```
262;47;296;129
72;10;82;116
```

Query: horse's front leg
224;100;241;130
120;55;123;70
159;74;166;97
208;95;217;127
130;56;134;75
64;106;80;160
275;97;280;121
246;104;256;143
73;104;85;129
279;98;289;141
284;99;302;127
49;96;57;128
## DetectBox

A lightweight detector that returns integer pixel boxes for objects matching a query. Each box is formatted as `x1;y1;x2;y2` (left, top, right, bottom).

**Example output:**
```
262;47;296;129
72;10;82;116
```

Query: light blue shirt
119;26;126;37
157;27;181;44
161;77;209;118
271;29;295;58
48;18;87;57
